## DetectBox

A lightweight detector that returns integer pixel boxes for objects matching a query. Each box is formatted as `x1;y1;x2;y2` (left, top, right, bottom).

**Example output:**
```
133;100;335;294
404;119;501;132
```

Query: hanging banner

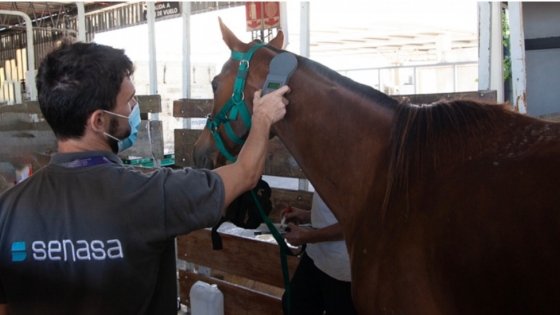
154;2;181;19
143;2;181;21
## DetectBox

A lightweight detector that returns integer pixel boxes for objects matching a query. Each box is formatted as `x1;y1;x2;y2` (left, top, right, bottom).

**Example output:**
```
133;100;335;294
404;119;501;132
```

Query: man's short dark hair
36;39;135;140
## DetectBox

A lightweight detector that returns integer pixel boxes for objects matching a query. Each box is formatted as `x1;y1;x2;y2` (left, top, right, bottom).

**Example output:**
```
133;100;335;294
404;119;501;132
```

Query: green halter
205;43;266;162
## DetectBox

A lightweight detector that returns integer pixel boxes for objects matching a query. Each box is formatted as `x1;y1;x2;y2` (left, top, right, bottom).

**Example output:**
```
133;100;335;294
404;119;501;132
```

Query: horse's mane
261;43;511;215
383;99;510;212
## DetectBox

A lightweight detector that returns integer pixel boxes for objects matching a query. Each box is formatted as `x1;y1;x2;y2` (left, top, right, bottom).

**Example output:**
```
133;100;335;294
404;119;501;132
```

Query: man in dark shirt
0;40;289;314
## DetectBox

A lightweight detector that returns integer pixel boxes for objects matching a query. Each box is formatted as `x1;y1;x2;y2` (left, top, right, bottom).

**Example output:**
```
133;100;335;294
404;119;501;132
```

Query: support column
299;2;310;58
280;2;289;48
146;2;159;120
477;2;504;102
76;2;86;42
508;2;527;113
182;2;192;129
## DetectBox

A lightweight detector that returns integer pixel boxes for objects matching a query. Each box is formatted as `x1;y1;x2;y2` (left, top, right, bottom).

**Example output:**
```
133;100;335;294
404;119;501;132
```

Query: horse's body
193;20;560;314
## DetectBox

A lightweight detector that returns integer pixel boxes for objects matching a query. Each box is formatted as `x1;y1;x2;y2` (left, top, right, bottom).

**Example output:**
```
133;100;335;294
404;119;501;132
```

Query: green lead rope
250;190;306;314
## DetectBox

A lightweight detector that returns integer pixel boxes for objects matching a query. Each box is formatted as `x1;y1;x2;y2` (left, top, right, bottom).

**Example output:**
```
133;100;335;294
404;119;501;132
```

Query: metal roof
0;2;478;65
0;2;123;34
0;2;244;37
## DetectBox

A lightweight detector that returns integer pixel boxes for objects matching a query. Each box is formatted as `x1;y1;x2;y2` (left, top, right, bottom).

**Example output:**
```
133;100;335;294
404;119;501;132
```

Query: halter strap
206;43;266;162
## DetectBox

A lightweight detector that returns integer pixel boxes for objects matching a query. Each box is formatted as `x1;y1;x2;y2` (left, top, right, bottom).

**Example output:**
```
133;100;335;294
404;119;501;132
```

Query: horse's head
193;18;286;169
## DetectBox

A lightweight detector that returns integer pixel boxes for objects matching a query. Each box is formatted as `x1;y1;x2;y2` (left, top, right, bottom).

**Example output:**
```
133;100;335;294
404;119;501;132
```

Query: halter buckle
231;92;245;103
240;60;250;69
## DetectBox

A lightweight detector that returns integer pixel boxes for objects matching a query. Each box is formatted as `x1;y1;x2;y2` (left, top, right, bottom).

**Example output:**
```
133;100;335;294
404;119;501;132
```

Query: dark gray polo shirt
0;150;224;314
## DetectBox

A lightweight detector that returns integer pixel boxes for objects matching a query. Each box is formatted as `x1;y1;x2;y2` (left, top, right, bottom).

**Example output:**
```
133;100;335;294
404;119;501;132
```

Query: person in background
0;39;290;315
281;192;357;315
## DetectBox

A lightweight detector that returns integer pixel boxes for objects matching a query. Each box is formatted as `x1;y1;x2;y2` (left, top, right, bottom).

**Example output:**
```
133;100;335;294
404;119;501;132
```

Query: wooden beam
177;229;301;288
0;129;57;161
179;270;284;315
173;129;201;165
137;95;162;114
0;102;41;114
173;99;213;118
174;129;306;178
393;90;497;105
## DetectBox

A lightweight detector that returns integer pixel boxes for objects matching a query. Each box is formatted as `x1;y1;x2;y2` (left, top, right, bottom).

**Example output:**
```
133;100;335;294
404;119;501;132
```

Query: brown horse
193;19;560;314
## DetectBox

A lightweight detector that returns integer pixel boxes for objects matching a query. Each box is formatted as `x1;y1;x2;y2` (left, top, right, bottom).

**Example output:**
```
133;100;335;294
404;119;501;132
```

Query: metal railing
83;2;244;41
338;61;479;95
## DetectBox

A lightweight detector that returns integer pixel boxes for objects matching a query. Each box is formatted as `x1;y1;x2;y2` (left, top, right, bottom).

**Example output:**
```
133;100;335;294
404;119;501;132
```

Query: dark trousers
282;253;357;315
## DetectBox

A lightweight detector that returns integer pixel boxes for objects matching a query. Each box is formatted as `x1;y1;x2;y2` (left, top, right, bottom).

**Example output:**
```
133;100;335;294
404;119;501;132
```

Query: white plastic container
189;280;224;315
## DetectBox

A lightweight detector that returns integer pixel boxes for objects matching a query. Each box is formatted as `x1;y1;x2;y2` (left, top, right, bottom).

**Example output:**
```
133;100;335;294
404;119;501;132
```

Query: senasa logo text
11;239;124;262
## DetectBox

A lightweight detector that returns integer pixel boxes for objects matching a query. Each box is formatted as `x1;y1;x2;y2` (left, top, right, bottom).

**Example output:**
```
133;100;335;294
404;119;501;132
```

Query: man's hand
284;206;311;225
284;222;345;246
283;223;309;246
252;86;290;125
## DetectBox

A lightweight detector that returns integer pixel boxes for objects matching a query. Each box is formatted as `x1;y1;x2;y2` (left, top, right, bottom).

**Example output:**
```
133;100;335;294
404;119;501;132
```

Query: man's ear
89;110;107;133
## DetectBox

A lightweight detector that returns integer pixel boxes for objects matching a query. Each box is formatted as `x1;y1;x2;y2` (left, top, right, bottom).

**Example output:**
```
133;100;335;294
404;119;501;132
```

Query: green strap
211;131;238;162
250;190;306;314
230;43;265;61
237;103;252;130
224;122;245;145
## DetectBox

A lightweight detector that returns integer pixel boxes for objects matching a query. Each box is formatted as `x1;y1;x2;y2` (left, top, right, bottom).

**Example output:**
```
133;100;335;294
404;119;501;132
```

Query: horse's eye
211;80;218;93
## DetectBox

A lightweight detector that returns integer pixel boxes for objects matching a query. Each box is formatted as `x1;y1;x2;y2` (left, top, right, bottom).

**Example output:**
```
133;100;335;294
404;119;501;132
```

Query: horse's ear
268;30;285;49
218;17;245;51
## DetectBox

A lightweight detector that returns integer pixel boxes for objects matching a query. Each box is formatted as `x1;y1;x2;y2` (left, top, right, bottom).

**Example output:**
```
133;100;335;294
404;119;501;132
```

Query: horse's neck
273;80;395;230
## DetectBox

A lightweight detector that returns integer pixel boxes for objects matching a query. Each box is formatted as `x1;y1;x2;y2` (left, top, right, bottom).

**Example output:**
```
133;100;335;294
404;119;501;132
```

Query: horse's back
431;164;560;313
353;113;560;314
421;115;560;314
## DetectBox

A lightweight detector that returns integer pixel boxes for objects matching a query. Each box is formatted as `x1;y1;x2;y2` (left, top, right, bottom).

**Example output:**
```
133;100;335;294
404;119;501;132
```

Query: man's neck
57;133;113;153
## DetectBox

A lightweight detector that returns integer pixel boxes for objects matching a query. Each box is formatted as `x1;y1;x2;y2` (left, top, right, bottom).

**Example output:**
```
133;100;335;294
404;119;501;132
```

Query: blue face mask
103;103;141;153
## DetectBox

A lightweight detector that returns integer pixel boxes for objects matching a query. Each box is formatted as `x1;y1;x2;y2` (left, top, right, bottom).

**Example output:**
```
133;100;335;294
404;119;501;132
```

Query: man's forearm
236;113;273;186
214;114;273;208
